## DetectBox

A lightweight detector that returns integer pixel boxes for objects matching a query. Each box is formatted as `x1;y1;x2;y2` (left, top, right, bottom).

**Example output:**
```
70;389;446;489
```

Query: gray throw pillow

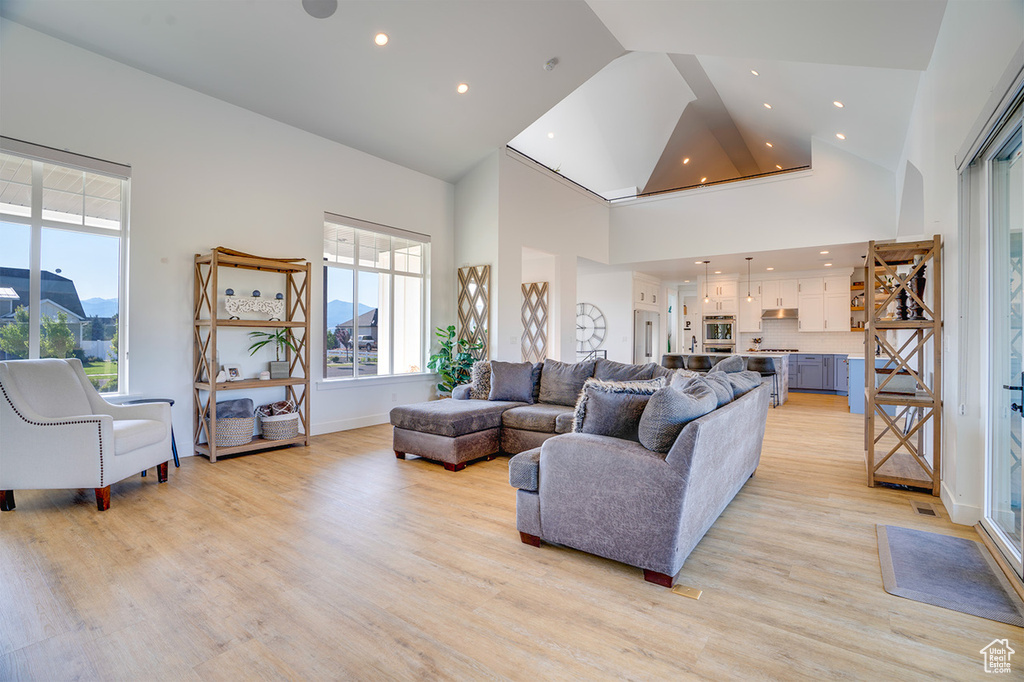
530;362;543;403
470;360;491;400
639;379;717;453
488;361;535;403
701;373;735;407
539;358;596;406
709;355;745;373
572;378;666;442
594;358;655;382
658;366;698;382
726;370;763;398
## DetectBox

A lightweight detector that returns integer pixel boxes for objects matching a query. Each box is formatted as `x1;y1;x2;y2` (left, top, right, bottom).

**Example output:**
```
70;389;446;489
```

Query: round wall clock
576;302;606;352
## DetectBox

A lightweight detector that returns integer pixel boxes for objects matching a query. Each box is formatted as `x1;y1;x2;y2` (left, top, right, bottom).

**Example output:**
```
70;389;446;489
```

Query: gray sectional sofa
390;358;676;469
389;355;769;587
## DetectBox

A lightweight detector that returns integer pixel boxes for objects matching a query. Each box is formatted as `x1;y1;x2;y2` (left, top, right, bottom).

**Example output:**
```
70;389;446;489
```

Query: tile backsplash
739;319;866;354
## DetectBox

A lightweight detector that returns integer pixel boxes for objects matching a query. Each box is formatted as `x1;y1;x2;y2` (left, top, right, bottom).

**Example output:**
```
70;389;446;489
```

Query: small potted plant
426;325;482;396
248;328;298;379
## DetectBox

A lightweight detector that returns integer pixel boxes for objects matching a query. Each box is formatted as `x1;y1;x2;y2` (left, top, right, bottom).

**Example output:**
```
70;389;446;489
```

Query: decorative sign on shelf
224;289;285;320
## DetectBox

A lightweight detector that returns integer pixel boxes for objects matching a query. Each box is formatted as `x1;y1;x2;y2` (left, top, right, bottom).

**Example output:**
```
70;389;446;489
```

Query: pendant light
745;257;754;302
703;261;711;303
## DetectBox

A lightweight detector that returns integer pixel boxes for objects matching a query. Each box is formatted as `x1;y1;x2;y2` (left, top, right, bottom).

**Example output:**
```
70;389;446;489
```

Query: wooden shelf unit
865;236;942;494
193;248;311;462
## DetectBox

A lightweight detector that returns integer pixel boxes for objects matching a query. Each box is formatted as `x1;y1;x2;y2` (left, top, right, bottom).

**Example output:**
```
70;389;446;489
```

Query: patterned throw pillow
572;377;666;442
470;360;491;400
639;379;718;453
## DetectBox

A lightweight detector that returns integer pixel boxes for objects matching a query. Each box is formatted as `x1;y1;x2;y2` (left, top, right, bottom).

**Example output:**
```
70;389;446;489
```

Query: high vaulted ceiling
1;0;949;195
512;0;946;198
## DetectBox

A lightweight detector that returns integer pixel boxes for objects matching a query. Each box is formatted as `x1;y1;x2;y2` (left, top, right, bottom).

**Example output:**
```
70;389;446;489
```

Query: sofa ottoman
390;398;526;471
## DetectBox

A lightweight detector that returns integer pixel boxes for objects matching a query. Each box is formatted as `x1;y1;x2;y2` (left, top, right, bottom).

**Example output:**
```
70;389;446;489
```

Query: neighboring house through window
0;137;129;393
323;213;428;379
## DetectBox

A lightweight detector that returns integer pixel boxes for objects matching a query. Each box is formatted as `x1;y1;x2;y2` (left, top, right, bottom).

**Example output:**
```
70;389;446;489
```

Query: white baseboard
312;413;390;436
941;480;982;526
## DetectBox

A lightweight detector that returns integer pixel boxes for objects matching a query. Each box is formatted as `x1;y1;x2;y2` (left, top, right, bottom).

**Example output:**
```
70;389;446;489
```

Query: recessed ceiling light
684;280;690;283
457;83;469;94
824;263;833;267
374;32;388;46
700;177;707;183
833;101;844;108
765;142;773;148
682;157;690;165
766;267;775;271
714;270;722;274
750;69;759;76
775;164;782;170
820;250;829;255
836;133;846;140
694;260;703;264
547;132;555;139
763;103;772;109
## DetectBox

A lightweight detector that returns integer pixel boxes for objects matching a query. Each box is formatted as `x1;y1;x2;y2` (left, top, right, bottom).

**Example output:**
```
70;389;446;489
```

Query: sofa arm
452;383;473;400
535;433;686;572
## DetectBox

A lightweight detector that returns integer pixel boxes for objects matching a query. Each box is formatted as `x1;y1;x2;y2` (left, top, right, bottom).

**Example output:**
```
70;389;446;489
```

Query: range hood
761;308;799;320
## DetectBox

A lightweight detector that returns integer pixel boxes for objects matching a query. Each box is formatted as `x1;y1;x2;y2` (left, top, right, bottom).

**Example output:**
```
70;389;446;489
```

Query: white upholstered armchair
0;358;173;511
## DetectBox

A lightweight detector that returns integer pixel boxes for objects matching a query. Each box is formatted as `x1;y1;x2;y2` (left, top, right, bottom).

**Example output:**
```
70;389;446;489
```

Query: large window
323;214;428;379
0;138;129;393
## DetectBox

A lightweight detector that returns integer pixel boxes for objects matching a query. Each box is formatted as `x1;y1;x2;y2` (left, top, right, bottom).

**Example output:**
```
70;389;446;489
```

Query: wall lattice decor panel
521;282;548;363
458;265;490;360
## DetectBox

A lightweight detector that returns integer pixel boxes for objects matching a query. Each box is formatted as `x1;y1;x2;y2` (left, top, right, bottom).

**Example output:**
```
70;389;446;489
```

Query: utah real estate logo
980;639;1015;674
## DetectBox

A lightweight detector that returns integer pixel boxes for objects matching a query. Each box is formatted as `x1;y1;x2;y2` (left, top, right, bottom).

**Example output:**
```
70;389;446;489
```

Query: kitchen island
662;352;789;405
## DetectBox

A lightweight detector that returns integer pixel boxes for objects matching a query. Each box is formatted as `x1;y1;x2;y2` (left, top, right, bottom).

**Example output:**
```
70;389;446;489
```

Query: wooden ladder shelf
865;236;942;494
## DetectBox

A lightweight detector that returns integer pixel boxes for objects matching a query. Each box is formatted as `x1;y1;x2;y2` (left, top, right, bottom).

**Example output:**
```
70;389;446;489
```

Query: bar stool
686;355;713;374
122;397;179;472
745;357;779;408
661;354;686;369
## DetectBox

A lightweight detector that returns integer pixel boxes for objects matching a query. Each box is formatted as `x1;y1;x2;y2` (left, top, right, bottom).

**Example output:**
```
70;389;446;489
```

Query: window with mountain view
323;214;428;379
0;139;128;393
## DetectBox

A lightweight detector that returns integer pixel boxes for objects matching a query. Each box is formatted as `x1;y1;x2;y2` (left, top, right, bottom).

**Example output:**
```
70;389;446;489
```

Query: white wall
453;151;500;356
577;270;634;363
896;0;1024;524
608;139;898;264
0;22;456;443
494;151;610;362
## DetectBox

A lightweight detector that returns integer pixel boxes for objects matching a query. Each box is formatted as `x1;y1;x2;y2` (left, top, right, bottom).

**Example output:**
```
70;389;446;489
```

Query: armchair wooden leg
443;462;466;472
643;570;674;588
519;532;541;547
0;490;14;511
95;486;111;511
157;462;169;483
394;450;406;459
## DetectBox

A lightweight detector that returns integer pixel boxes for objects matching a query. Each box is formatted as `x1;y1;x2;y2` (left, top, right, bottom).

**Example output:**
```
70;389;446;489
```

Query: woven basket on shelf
259;412;299;440
209;415;255;447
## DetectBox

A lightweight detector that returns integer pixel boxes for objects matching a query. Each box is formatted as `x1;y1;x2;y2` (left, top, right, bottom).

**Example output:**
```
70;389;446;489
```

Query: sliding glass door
986;101;1024;575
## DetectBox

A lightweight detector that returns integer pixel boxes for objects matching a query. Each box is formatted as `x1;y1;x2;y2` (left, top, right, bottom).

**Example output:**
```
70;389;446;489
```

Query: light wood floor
1;393;1018;680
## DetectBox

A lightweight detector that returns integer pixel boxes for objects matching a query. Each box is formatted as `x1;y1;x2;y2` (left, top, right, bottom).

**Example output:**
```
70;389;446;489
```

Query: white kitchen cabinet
703;279;738;315
633;276;660;310
823;275;849;294
798;277;824;296
798;292;824;331
760;279;799;308
824;292;850;331
738;290;762;332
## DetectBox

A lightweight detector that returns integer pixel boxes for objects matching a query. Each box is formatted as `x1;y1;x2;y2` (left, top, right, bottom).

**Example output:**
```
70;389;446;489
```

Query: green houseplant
427;325;482;396
248;328;298;379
